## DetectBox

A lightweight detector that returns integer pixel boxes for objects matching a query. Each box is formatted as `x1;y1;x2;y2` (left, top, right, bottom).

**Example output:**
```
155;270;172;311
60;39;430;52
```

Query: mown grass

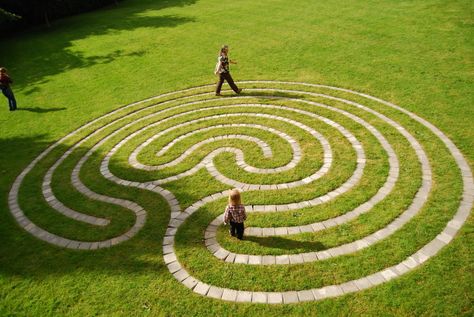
0;0;473;316
174;88;455;287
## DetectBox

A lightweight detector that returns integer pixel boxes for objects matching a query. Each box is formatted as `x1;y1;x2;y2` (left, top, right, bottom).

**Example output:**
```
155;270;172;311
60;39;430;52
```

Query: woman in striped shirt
224;189;247;240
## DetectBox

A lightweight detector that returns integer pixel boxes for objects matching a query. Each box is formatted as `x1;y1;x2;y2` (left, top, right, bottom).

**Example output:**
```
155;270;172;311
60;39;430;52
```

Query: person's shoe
215;93;222;96
237;88;242;94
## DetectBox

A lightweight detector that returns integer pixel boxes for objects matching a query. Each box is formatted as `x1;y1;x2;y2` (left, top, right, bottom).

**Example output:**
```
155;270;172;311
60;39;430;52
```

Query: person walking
0;67;17;111
223;189;247;240
214;45;242;96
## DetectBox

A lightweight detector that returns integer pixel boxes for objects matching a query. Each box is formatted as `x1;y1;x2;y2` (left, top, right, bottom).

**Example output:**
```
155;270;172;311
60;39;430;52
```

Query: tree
0;0;121;31
0;7;20;24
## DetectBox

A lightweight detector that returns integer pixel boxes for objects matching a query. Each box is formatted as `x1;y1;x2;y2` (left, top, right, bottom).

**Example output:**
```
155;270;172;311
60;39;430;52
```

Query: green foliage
0;7;19;22
0;0;120;30
0;7;20;30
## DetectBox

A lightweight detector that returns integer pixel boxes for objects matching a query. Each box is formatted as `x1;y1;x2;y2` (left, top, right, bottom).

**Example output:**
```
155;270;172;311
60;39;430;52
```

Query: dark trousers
216;72;240;94
1;86;17;110
229;221;244;240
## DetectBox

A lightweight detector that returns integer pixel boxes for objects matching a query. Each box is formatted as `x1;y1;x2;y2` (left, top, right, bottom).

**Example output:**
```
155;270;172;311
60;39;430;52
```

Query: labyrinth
8;81;473;304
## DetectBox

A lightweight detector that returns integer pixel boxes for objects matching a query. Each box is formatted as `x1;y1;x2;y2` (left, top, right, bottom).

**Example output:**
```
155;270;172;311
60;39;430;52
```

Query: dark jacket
0;73;13;87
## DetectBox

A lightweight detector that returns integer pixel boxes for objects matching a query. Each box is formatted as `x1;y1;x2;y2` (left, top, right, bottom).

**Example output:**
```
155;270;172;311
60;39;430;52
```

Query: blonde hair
0;67;6;73
228;189;241;206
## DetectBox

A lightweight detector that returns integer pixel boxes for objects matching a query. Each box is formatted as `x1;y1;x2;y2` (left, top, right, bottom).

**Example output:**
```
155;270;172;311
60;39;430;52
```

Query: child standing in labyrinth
224;189;247;240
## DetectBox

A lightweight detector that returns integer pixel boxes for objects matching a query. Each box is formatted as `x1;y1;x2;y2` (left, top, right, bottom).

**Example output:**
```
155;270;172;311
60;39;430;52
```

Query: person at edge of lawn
224;189;247;240
214;45;242;96
0;67;17;111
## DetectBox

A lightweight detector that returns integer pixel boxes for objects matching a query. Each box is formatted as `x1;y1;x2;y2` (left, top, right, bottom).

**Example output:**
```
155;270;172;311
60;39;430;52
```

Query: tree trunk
44;10;50;27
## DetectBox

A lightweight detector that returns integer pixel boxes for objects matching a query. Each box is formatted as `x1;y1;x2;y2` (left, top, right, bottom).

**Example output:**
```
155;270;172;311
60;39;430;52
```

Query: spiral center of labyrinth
9;81;473;304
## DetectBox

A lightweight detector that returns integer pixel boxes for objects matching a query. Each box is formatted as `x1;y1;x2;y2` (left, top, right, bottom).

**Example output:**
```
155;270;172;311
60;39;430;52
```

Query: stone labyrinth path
8;81;473;304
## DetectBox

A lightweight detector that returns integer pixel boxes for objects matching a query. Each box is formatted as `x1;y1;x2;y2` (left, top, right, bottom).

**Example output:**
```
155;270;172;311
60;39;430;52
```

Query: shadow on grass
0;135;172;278
1;0;198;94
17;107;67;113
236;90;310;101
0;132;322;279
244;235;326;251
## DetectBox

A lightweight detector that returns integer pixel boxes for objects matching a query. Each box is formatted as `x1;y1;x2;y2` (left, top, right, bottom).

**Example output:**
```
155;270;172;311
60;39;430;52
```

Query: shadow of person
244;235;326;251
17;107;66;113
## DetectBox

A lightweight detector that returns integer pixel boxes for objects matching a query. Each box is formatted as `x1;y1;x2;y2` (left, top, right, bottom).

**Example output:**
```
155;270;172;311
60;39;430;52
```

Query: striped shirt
224;204;247;223
218;55;229;73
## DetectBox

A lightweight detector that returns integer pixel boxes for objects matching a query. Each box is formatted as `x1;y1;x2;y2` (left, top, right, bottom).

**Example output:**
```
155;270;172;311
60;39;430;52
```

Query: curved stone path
8;81;473;304
203;94;427;264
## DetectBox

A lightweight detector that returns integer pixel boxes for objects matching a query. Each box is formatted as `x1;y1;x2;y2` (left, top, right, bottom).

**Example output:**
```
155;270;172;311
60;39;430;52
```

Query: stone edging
7;81;472;304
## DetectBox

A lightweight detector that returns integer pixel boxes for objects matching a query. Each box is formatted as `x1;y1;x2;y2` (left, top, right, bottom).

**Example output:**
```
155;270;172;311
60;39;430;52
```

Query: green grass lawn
0;0;473;316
